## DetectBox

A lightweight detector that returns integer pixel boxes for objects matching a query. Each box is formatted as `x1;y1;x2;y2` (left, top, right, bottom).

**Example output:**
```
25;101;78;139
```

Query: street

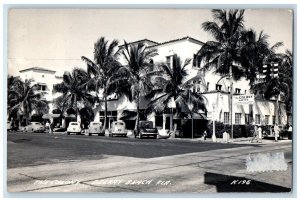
7;132;292;193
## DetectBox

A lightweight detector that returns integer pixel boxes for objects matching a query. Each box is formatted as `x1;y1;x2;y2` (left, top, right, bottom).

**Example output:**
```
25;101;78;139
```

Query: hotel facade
18;36;290;134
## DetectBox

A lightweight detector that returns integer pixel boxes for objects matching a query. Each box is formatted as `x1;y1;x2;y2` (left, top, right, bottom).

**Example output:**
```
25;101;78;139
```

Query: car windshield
71;123;78;125
92;123;100;125
115;122;124;126
140;121;153;128
34;123;41;125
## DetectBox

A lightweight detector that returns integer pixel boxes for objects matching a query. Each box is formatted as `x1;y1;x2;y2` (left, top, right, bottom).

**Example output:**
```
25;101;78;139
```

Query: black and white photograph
5;6;294;195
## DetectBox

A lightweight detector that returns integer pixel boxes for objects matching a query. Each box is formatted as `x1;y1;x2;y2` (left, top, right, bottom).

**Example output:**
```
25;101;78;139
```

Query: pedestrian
250;125;259;143
45;121;50;133
11;118;14;132
50;122;54;134
203;130;207;140
274;123;280;142
257;125;262;143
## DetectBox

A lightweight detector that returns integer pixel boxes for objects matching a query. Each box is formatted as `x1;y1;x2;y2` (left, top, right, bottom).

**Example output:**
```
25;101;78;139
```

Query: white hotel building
18;36;289;133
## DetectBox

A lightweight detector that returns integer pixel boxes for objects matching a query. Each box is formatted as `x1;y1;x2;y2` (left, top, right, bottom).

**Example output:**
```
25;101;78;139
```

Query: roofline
19;67;56;73
118;39;158;48
148;36;204;48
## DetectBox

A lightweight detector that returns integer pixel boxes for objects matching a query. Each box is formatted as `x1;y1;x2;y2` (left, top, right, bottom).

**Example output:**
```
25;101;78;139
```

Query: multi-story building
19;67;63;113
17;36;288;134
93;36;288;133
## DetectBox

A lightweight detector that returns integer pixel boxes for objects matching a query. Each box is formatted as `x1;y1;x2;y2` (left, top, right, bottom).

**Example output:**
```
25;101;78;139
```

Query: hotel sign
233;94;254;104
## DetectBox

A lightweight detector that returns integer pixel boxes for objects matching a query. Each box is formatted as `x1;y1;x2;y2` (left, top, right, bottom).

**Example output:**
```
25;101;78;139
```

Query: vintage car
135;121;158;139
24;122;45;133
88;122;105;136
109;121;127;137
67;122;82;135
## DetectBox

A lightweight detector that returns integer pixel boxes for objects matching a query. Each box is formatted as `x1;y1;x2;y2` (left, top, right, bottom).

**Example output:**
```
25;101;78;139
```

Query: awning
119;110;137;120
42;114;61;119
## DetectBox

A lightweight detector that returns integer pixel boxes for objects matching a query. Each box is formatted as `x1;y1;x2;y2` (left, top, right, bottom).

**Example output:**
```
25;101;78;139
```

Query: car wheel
67;132;70;135
89;133;92;136
153;135;157;139
139;132;142;139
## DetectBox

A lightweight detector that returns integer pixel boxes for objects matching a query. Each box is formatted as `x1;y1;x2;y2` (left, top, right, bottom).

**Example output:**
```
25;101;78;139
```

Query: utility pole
212;103;216;142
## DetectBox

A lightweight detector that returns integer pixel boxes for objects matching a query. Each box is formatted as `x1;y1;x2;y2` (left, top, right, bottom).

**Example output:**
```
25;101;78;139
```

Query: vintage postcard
6;7;293;194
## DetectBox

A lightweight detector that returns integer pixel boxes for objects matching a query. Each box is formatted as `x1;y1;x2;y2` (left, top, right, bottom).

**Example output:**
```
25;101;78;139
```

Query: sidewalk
167;136;292;145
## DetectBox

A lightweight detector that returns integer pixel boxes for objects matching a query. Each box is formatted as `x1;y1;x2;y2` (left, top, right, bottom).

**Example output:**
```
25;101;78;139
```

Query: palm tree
239;29;271;85
7;78;48;126
115;41;158;134
197;9;246;138
53;68;96;121
145;56;207;130
251;48;292;125
197;9;245;80
281;49;293;112
81;37;121;129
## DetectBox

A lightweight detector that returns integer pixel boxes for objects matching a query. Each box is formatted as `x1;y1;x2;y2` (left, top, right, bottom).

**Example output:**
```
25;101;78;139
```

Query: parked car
263;125;285;140
109;121;127;137
67;122;82;135
135;121;158;139
88;122;105;136
24;122;45;133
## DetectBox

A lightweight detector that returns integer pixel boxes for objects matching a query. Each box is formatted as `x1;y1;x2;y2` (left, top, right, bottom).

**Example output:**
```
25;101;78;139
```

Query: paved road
7;132;256;169
6;132;293;193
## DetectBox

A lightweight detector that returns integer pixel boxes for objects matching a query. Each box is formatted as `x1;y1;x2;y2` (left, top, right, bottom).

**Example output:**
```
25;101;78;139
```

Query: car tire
89;133;92;136
139;132;142;139
153;135;157;139
67;132;70;135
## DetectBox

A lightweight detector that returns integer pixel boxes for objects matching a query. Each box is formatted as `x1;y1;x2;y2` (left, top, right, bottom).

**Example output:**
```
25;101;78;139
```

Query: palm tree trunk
275;94;279;125
135;90;140;134
104;92;108;129
75;95;77;122
229;64;234;139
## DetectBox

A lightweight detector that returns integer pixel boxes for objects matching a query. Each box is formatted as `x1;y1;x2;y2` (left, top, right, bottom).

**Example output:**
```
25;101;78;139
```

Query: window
193;54;197;67
245;90;247;94
255;114;261;125
235;88;241;94
42;75;44;78
245;114;253;125
265;115;270;125
224;112;229;124
99;111;117;128
235;113;242;124
192;54;201;67
41;86;46;91
216;84;222;91
149;59;153;64
166;54;176;68
155;115;163;127
272;115;276;125
166;56;171;67
207;82;210;91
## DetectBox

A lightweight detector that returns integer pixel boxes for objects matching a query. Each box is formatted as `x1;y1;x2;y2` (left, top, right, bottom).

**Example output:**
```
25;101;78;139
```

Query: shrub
206;122;257;138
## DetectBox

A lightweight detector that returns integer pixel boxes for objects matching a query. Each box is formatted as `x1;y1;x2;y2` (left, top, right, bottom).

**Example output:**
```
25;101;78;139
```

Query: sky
7;8;293;76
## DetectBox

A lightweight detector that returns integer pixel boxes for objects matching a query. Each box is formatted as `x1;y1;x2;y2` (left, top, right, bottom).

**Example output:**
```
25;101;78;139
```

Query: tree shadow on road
204;172;291;192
